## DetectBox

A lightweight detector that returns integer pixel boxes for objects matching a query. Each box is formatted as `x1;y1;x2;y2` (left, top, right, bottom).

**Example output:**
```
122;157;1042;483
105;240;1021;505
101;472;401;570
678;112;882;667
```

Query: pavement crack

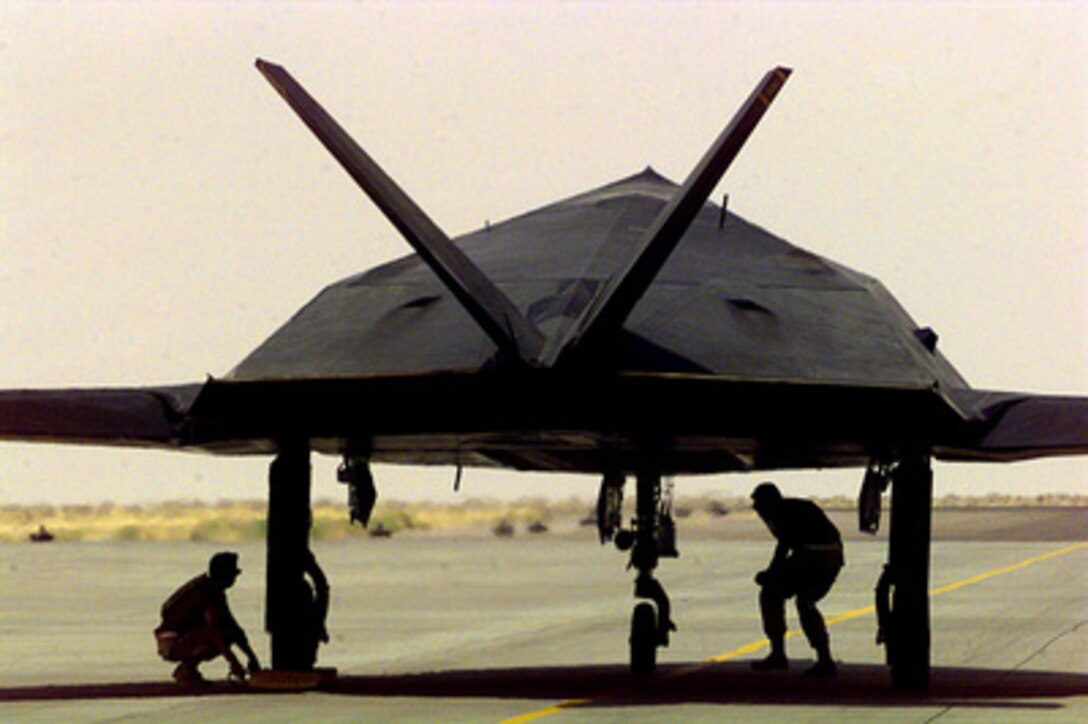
928;618;1088;724
1009;618;1088;672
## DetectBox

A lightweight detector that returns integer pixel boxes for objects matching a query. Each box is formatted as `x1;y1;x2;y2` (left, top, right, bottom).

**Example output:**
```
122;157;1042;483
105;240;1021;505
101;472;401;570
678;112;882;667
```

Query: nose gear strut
599;468;678;675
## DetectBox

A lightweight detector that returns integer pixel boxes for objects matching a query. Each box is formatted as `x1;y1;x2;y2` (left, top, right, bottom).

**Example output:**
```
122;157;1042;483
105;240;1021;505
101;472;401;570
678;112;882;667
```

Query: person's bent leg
752;585;789;670
169;627;220;685
797;597;836;677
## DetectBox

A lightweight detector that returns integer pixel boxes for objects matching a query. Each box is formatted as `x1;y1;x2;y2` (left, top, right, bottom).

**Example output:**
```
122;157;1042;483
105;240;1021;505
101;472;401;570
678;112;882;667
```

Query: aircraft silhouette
2;61;1085;688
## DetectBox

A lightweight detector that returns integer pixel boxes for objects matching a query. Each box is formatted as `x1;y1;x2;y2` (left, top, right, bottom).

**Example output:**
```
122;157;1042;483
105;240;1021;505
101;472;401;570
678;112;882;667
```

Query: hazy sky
1;1;1085;505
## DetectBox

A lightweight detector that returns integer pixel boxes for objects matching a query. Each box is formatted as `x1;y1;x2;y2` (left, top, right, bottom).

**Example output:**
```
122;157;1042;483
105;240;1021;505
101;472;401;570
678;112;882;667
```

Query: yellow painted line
929;541;1088;596
499;541;1088;723
502;699;593;724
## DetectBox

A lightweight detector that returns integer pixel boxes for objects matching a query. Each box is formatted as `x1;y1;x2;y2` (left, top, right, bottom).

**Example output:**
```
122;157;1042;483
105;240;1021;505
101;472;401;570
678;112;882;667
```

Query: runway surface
2;509;1086;722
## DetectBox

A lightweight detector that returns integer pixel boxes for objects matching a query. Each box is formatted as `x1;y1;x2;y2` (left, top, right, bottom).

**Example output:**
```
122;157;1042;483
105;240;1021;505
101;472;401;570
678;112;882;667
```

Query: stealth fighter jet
2;62;1085;688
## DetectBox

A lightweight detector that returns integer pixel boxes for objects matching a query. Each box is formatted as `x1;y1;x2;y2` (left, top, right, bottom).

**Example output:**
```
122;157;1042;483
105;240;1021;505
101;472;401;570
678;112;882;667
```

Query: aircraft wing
0;384;201;449
937;389;1088;462
3;378;1084;468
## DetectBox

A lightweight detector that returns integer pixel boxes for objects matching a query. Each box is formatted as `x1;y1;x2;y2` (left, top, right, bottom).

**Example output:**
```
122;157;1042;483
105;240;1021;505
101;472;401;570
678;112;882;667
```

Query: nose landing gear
602;468;678;675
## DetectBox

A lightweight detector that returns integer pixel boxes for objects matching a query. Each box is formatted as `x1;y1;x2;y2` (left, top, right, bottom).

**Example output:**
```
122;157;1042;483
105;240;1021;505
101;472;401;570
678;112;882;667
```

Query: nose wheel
630;602;658;676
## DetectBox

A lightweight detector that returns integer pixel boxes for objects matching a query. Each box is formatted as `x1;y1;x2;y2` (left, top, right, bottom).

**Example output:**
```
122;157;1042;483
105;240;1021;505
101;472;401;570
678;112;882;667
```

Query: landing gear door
859;460;893;534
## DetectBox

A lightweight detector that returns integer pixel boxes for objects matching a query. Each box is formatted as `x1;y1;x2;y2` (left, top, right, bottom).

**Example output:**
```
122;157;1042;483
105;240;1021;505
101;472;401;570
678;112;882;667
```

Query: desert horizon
4;493;1086;544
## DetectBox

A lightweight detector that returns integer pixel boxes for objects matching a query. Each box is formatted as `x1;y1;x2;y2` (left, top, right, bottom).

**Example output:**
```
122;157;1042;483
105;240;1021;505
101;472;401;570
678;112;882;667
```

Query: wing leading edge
937;389;1088;462
0;385;201;449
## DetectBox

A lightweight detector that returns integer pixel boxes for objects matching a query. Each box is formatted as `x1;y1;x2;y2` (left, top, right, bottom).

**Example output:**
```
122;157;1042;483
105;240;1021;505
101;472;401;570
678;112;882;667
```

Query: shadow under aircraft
1;61;1085;690
3;662;1086;712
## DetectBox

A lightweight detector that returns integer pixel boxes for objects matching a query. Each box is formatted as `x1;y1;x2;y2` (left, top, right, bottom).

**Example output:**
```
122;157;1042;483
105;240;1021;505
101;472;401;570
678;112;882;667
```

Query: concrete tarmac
1;509;1086;722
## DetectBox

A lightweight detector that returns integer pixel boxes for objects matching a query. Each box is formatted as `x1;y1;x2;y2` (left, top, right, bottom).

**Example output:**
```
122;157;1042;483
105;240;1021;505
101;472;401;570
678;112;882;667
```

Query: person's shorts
765;547;843;603
154;626;216;661
154;628;179;659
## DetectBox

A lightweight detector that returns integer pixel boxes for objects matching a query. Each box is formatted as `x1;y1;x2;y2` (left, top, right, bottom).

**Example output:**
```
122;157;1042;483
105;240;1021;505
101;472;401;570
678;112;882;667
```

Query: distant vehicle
492;520;515;538
708;502;731;517
28;525;54;543
367;522;393;539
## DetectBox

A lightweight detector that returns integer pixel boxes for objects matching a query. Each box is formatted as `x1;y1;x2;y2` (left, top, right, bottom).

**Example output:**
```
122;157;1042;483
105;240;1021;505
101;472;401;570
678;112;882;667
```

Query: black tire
630;602;657;675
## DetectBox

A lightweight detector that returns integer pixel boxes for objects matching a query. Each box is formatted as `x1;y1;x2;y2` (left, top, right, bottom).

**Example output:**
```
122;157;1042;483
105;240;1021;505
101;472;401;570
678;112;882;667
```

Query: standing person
154;551;261;686
749;482;843;677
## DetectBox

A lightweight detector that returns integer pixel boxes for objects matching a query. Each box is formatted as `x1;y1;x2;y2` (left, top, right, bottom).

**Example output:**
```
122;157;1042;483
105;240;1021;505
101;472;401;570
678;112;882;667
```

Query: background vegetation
2;494;1084;543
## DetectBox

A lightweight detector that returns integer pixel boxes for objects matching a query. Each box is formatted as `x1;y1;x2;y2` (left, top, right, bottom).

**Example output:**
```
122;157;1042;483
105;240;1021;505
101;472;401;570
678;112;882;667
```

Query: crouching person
155;551;261;686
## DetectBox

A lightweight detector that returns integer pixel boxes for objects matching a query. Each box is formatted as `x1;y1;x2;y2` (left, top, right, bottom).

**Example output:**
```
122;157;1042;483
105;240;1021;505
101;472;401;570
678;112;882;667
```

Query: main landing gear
597;469;678;675
862;451;935;689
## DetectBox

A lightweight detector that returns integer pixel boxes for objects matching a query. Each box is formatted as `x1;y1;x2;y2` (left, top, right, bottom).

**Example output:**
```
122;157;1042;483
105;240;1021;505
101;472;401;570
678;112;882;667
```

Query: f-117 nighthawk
2;61;1085;689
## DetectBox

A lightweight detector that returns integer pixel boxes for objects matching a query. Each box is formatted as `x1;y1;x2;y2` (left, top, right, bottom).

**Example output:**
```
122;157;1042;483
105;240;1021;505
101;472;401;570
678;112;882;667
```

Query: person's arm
218;602;261;672
235;630;261;673
768;540;789;572
755;540;788;585
205;604;246;679
306;553;331;644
